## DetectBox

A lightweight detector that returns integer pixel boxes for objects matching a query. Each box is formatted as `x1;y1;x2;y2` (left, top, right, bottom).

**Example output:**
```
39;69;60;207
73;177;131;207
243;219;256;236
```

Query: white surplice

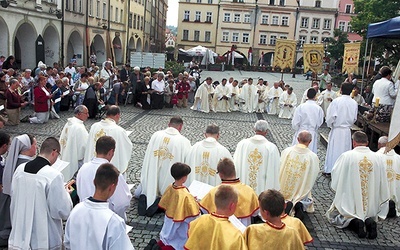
59;116;89;181
279;144;319;213
324;95;358;173
267;87;283;115
76;157;132;220
139;127;191;209
256;84;267;113
234;135;280;195
278;91;297;119
84;118;132;174
291;100;324;154
377;148;400;216
214;84;231;112
319;89;337;117
186;137;232;186
9;163;72;250
352;94;365;105
326;147;390;227
64;199;134;250
301;88;321;104
239;84;258;113
229;85;240;111
191;82;215;113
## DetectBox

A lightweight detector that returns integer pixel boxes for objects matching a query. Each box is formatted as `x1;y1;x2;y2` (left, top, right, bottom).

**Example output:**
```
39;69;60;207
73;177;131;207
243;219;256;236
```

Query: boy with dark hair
244;189;304;250
156;162;199;250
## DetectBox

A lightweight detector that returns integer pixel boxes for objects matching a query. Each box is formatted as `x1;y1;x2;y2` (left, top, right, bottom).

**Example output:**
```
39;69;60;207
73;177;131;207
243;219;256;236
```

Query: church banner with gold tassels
303;44;324;74
342;42;361;74
273;39;296;70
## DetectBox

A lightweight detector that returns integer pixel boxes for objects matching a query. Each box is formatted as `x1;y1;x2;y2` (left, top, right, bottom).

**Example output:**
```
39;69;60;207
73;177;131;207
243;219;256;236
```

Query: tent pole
361;39;369;93
366;40;374;84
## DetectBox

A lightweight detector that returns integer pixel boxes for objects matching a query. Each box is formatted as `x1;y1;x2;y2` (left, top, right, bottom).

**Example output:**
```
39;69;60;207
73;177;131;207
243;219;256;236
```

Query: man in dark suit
120;64;131;83
362;85;374;106
129;66;144;105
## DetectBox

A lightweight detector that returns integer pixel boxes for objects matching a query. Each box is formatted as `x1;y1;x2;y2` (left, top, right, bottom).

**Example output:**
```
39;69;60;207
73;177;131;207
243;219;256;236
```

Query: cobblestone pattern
2;71;399;250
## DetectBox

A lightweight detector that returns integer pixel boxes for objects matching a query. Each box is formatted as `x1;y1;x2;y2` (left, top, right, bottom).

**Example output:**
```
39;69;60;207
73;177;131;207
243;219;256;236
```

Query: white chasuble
319;89;337;117
278;92;297;119
186;137;232;186
377;148;400;216
59;117;89;180
191;82;215;113
239;84;258;113
84;118;132;173
214;84;232;112
229;85;240;111
279;144;319;212
267;87;283;115
326;147;390;228
140;127;191;209
234;135;280;195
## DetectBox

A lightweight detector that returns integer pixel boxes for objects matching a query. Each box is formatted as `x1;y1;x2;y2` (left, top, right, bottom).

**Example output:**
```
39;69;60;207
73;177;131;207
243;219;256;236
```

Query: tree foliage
327;29;350;60
351;0;400;66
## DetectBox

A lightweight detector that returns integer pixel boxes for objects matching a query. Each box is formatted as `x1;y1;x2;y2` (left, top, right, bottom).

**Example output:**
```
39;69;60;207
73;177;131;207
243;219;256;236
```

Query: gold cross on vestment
195;151;216;180
358;156;373;212
281;155;308;200
247;148;263;190
153;137;174;166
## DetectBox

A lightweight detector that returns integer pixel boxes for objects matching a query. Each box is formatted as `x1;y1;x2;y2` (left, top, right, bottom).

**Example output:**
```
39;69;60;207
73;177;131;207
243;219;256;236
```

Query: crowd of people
0;54;399;249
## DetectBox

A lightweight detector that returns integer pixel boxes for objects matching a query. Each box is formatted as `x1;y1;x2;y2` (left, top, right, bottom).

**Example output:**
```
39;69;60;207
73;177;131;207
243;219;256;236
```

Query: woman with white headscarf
0;134;36;246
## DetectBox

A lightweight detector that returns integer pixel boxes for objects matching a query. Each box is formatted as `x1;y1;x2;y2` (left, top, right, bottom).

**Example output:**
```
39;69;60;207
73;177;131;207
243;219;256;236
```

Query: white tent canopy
201;49;215;65
179;45;218;57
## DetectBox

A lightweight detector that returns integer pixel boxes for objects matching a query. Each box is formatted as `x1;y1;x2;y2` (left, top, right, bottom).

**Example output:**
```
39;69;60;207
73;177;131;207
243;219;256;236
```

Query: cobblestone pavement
2;71;399;250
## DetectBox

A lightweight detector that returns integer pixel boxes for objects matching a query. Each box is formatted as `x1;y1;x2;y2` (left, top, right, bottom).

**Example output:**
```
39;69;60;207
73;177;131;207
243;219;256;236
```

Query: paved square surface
2;70;399;249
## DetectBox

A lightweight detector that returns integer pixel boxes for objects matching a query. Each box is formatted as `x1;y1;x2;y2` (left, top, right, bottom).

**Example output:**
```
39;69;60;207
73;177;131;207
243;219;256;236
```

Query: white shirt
152;79;165;92
372;77;397;105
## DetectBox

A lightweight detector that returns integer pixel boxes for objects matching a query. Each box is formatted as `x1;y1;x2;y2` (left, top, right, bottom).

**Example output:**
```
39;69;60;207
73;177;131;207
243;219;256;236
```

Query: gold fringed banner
273;39;296;70
303;44;324;74
342;42;361;74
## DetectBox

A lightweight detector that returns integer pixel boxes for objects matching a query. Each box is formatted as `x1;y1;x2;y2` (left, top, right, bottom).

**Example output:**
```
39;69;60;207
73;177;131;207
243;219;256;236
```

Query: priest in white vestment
256;79;268;113
214;78;232;112
301;82;321;104
319;83;337;117
280;131;319;218
268;82;284;115
59;105;89;181
292;88;324;154
326;132;389;239
84;105;132;174
377;136;400;217
234;120;280;195
65;164;134;250
278;87;297;119
9;137;72;250
229;80;240;111
136;116;191;216
239;78;258;113
191;77;215;113
77;136;132;220
186;124;232;186
324;83;358;175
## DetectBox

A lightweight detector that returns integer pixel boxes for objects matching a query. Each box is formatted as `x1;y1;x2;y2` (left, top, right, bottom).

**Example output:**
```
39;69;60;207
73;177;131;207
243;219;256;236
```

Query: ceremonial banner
273;39;296;69
386;92;400;153
342;42;361;74
303;44;324;74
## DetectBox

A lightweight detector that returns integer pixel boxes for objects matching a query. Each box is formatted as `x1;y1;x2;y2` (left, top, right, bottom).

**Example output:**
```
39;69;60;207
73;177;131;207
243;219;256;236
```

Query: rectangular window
183;30;189;40
224;13;231;22
299;35;306;45
194;31;200;41
244;14;251;23
312;18;320;29
347;23;352;32
128;13;133;28
272;16;279;25
324;19;331;29
242;33;249;43
205;31;211;42
208;0;212;3
234;14;240;23
137;15;140;29
280;35;287;39
186;0;190;2
140;16;144;30
102;3;107;19
315;0;321;7
115;7;118;22
120;10;123;23
338;21;345;31
259;34;267;44
206;12;212;22
133;14;137;29
195;11;201;21
96;0;100;17
279;0;285;6
301;17;309;28
310;36;318;44
261;15;268;24
197;0;201;2
270;35;277;45
78;0;82;13
110;6;113;21
269;0;274;5
222;31;229;42
232;32;239;42
184;10;190;21
72;0;76;11
89;0;93;15
66;0;69;10
345;4;352;14
281;16;289;26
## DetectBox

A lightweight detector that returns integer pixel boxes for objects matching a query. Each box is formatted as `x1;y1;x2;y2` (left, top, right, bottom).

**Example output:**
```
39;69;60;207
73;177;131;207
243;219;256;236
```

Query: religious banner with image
273;39;296;70
342;42;361;74
303;44;324;74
